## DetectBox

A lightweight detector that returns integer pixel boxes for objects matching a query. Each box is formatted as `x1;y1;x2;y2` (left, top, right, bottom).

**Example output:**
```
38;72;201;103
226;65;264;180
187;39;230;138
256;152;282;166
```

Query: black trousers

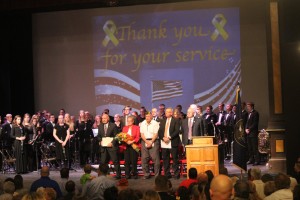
162;147;179;177
247;136;260;163
100;147;121;177
124;146;138;177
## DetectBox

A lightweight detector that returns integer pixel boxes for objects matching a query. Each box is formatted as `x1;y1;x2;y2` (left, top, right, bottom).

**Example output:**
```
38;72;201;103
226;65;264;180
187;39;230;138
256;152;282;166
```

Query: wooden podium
185;136;219;176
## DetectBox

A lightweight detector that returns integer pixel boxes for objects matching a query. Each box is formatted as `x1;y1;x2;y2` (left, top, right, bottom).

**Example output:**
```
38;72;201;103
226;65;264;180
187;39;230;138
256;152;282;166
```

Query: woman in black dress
23;113;36;172
53;115;70;168
10;115;28;174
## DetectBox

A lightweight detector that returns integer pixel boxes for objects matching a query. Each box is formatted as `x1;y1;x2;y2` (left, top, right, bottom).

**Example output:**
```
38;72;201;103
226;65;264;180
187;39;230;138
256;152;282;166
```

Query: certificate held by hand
101;137;114;147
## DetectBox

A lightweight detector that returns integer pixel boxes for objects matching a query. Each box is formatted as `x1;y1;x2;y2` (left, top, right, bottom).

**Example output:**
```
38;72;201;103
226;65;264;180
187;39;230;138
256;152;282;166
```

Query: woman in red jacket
122;116;140;179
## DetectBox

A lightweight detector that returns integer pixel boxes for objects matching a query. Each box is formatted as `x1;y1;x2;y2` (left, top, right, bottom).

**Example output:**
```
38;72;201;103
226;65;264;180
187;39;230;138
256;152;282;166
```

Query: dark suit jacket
245;109;259;137
158;117;180;147
202;112;217;136
97;122;118;150
1;122;12;146
181;117;207;145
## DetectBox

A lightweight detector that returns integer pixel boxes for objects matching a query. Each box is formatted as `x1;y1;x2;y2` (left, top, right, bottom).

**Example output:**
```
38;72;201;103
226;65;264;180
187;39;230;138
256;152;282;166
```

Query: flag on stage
232;83;247;172
151;80;183;102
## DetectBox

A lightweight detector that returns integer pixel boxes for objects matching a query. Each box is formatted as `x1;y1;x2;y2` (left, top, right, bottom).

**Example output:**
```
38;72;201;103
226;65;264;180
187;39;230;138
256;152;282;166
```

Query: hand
20;136;26;141
107;143;113;147
126;140;134;145
163;137;170;143
245;129;250;134
62;142;66;147
146;141;152;147
215;122;221;125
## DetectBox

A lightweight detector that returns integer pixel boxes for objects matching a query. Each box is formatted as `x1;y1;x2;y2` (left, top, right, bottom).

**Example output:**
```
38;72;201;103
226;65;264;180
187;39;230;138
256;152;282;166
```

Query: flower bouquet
115;132;140;152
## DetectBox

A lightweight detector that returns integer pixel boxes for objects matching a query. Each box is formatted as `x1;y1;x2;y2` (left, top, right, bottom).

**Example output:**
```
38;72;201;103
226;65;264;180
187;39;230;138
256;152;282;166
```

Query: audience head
98;163;109;176
118;189;139;200
104;186;119;200
117;178;129;191
84;164;92;174
21;192;45;200
205;170;214;183
40;166;50;177
60;167;69;179
3;181;15;194
188;167;198;179
209;175;233;200
177;186;189;200
14;174;23;190
274;172;291;190
264;181;276;196
197;172;208;184
219;166;229;176
293;184;300;200
233;180;250;199
154;175;169;192
43;187;57;200
142;190;161;200
250;167;261;180
261;173;273;183
65;180;76;193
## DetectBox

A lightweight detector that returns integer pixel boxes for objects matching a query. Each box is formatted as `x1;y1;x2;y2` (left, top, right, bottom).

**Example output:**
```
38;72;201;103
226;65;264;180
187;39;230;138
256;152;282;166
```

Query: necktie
164;118;170;138
188;118;192;139
104;124;108;136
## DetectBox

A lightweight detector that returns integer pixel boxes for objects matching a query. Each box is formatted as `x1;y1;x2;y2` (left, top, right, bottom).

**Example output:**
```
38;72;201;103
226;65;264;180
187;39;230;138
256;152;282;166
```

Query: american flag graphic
151;80;183;102
94;60;241;114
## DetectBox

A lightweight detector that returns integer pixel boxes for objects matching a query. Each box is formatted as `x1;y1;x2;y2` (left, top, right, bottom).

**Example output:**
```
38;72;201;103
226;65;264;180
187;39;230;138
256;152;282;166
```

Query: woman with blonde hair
21;192;46;200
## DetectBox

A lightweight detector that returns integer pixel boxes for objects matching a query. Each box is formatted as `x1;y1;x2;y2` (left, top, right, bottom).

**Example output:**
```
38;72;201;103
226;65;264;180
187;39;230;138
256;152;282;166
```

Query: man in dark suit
245;102;260;165
151;108;161;122
98;114;121;179
43;114;56;142
202;105;217;136
182;108;207;146
103;108;114;123
224;104;235;160
120;105;138;126
0;114;13;149
158;107;180;179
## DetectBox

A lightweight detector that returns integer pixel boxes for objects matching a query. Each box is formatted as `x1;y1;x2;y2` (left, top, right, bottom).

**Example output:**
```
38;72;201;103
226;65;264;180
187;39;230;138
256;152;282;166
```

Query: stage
0;160;274;193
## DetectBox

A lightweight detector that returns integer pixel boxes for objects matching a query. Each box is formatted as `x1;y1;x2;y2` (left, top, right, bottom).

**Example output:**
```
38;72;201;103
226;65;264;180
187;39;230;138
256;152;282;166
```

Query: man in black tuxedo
181;108;207;146
151;108;161;122
120;105;138;126
245;102;260;165
98;114;121;179
224;104;235;159
158;107;180;179
43;114;56;142
1;114;13;149
202;105;217;136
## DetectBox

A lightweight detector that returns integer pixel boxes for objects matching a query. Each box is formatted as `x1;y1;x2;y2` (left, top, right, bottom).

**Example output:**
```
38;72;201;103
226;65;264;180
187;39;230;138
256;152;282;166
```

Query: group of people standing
0;101;260;177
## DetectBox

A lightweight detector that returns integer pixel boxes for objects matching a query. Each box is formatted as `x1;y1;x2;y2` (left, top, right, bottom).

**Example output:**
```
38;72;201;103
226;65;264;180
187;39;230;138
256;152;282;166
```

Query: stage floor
0;160;274;193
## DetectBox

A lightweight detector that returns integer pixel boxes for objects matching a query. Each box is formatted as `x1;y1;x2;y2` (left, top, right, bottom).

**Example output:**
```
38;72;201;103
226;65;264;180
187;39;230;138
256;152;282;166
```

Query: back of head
3;181;15;194
142;190;161;200
177;186;189;200
104;186;119;200
250;167;261;180
84;164;92;174
274;173;291;190
205;170;214;183
210;175;233;200
65;180;76;193
44;187;57;200
188;168;198;179
60;167;69;179
118;189;139;200
234;180;250;199
264;181;276;196
98;163;109;175
14;174;23;190
22;192;45;200
154;175;169;192
41;166;50;177
261;173;273;183
197;172;208;184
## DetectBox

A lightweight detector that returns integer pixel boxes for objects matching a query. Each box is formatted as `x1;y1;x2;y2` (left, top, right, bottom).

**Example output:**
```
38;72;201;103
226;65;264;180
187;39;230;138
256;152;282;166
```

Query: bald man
30;166;62;198
210;175;233;200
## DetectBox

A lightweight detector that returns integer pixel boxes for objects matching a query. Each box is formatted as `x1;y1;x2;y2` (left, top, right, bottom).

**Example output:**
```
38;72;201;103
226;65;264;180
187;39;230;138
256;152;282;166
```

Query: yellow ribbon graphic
211;14;229;41
102;20;119;47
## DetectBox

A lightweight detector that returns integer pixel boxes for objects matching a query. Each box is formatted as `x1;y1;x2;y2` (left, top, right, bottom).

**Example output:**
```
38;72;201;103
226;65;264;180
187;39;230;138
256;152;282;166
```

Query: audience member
117;189;139;200
80;164;95;185
209;175;233;200
116;178;128;192
21;192;45;200
249;167;265;199
293;184;300;200
103;186;119;200
30;166;62;199
264;172;293;200
261;174;273;183
142;190;161;200
263;181;276;197
248;180;262;200
233;180;250;200
154;175;176;200
0;181;15;200
14;175;28;197
81;163;115;200
178;168;198;189
205;170;214;200
177;186;189;200
63;180;76;200
58;168;69;196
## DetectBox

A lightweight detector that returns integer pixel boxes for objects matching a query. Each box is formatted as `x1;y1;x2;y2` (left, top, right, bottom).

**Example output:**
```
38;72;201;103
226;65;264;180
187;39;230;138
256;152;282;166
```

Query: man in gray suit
181;108;207;146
